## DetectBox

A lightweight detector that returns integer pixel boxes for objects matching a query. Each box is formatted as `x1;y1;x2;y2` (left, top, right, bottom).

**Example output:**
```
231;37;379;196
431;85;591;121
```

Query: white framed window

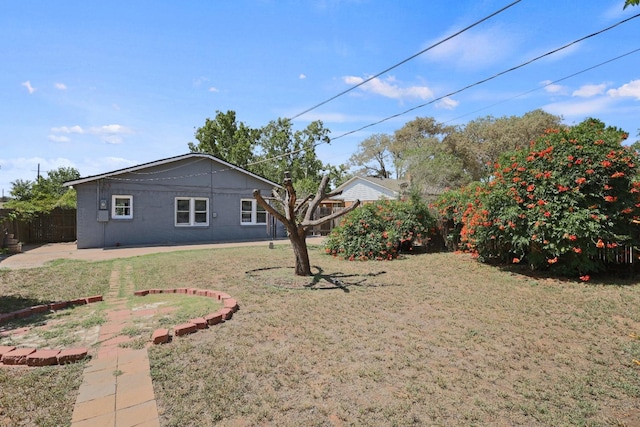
112;195;133;219
175;197;209;227
241;199;267;225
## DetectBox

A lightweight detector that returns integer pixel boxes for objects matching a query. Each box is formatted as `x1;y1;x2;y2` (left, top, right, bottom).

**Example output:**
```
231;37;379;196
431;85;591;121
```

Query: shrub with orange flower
435;118;640;278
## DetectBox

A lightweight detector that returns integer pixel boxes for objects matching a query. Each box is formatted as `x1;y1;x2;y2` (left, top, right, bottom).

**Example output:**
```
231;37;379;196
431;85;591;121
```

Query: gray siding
74;157;282;248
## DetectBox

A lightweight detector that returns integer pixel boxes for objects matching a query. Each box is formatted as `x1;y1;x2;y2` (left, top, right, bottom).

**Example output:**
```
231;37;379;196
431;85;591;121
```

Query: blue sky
1;0;639;195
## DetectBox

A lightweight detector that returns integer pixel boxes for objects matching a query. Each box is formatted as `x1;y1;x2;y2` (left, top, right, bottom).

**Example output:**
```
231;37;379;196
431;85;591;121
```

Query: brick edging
0;295;103;325
133;288;239;345
0;296;102;367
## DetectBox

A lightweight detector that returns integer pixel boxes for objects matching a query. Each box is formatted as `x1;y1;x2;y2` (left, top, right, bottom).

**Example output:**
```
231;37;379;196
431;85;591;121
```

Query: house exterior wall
74;157;282;248
339;180;397;203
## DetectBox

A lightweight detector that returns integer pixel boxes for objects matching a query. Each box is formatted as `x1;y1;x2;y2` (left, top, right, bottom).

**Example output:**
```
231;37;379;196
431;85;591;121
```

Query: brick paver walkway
71;262;160;427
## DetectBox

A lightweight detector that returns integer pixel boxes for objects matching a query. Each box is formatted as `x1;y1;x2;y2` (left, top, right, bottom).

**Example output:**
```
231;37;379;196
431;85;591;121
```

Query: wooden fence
0;208;76;244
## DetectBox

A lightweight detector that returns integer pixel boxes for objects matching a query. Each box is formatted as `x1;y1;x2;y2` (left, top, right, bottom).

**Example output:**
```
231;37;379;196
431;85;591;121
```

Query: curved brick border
0;296;102;367
133;288;239;345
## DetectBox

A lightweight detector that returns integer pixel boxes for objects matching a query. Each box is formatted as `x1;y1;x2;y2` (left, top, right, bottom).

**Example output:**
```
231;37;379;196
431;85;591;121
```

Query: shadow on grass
0;295;50;314
496;262;640;286
246;265;388;293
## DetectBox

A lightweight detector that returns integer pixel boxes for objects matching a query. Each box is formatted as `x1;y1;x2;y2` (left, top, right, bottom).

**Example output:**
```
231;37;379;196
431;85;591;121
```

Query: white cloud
208;87;219;92
342;75;433;100
543;97;614;117
50;124;133;144
435;97;459;110
54;82;67;90
101;135;124;145
21;80;36;94
90;124;132;134
299;74;307;79
572;83;607;98
423;25;517;69
607;80;640;100
52;125;84;134
541;80;567;95
48;135;71;143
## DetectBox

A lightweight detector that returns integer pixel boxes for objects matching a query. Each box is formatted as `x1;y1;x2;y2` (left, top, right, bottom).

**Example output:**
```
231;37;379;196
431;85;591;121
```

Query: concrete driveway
0;237;325;270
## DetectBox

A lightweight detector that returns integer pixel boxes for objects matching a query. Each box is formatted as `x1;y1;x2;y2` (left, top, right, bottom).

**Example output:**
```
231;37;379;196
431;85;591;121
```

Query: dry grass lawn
1;243;640;426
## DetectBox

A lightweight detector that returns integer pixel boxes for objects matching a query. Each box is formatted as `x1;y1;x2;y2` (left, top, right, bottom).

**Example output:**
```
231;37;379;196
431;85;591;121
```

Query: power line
288;0;523;121
442;47;640;126
109;11;640;183
328;11;640;142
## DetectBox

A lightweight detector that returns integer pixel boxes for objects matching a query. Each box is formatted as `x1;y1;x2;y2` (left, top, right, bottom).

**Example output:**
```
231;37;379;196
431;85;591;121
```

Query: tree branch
253;189;288;226
303;175;331;223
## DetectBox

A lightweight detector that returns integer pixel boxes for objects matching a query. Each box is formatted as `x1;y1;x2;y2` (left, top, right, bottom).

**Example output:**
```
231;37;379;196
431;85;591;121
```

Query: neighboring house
331;176;410;206
65;153;283;249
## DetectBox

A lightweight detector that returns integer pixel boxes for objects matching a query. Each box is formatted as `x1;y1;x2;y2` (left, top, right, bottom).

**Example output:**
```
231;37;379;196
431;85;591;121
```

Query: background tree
252;118;331;196
191;113;342;195
253;172;360;276
8;179;33;201
6;166;80;218
349;133;396;178
393;117;465;190
189;110;259;168
625;0;639;8
453;109;562;181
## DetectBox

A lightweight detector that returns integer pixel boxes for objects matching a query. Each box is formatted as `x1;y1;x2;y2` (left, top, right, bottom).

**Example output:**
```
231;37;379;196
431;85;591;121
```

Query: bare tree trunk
254;172;360;277
290;227;311;276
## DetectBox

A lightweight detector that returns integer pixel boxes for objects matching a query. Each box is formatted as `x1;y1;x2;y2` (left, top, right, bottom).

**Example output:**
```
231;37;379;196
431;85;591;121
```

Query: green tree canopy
393;117;463;190
190;112;345;196
452;109;562;181
624;0;639;9
6;166;80;218
252;118;330;196
348;110;561;194
189;110;259;168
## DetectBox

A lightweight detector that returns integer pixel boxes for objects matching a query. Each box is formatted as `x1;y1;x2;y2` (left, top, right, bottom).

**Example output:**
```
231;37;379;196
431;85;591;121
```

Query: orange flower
512;257;520;264
575;177;586;185
596;239;605;248
611;171;625;178
573;247;582;254
567;234;578;241
580;275;590;282
547;257;558;264
604;195;617;202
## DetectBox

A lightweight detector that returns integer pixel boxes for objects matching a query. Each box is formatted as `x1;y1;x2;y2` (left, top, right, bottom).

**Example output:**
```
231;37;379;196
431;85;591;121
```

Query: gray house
65;153;283;249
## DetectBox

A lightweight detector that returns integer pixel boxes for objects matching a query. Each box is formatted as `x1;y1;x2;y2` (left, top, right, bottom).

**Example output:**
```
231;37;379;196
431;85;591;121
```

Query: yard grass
1;243;640;426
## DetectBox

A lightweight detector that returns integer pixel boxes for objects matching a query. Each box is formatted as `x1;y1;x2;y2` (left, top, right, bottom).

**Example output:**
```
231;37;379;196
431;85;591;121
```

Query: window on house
175;197;209;226
112;195;133;219
241;199;267;225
